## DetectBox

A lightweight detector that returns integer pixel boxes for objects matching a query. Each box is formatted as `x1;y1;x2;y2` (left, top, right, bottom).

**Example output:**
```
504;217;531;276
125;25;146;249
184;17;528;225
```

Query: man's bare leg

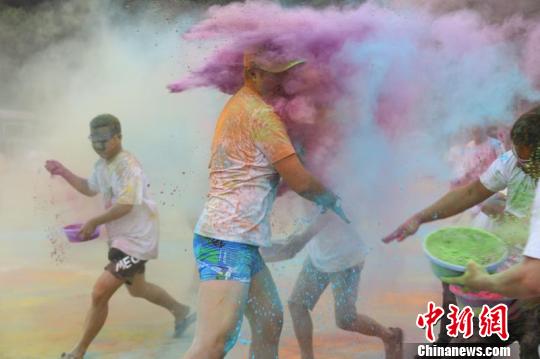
63;271;124;359
127;273;190;325
183;280;248;359
245;266;284;359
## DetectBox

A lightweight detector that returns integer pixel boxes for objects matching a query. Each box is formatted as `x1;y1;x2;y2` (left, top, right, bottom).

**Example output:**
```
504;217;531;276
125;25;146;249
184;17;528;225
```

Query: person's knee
268;307;284;339
335;311;356;331
91;283;113;307
288;300;309;318
126;283;146;298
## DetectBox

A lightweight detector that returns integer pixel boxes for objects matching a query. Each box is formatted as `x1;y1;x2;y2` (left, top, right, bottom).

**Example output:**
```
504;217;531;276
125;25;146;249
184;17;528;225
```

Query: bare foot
383;327;403;359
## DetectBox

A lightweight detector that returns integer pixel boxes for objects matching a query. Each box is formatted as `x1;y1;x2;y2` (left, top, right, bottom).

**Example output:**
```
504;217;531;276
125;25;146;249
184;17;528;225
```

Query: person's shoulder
93;157;106;171
498;150;515;164
494;150;517;171
115;151;143;171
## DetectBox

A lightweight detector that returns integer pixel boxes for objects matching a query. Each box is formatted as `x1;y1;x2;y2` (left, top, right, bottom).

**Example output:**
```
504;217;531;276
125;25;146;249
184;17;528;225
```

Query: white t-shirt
306;205;369;273
480;151;537;219
480;151;537;266
88;151;159;260
524;185;540;259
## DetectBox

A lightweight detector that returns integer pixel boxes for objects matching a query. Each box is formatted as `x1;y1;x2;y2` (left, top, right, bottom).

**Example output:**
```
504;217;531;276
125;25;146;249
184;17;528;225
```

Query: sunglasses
88;133;115;143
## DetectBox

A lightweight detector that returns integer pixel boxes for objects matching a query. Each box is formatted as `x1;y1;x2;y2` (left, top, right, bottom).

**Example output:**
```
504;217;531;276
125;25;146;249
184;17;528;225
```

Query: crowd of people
45;48;540;359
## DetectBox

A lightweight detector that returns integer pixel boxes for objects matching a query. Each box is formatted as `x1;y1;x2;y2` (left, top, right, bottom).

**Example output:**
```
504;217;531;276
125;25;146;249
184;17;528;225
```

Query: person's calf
250;308;283;351
334;312;385;337
127;280;189;317
185;337;229;359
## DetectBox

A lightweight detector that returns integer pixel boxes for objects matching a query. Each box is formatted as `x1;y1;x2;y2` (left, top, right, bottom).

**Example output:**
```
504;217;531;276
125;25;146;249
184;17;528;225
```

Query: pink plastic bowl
450;285;513;310
63;223;100;243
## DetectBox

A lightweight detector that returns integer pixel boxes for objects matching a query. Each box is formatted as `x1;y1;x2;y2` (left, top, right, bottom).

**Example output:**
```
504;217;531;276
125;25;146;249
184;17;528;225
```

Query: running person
183;50;348;359
45;114;194;359
383;107;540;357
262;206;403;359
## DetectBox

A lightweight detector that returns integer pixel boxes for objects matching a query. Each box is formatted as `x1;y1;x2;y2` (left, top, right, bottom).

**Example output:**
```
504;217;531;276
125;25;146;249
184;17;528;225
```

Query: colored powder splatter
450;284;506;301
167;1;540;190
425;227;506;266
46;225;66;264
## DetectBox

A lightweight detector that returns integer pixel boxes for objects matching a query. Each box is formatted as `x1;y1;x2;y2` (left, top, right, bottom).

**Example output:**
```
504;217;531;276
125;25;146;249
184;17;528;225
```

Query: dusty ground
0;169;521;358
0;224;521;358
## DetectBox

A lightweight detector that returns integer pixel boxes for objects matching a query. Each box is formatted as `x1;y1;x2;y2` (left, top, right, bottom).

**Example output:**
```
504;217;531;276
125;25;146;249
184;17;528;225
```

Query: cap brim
257;59;305;73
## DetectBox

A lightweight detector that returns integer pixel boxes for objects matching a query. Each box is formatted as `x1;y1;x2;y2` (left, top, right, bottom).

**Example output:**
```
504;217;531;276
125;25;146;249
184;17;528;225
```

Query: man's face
251;69;286;97
513;143;540;179
89;126;121;160
514;144;532;163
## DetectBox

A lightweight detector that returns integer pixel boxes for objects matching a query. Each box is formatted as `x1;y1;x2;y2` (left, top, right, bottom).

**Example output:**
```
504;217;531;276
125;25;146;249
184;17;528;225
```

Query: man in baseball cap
183;46;349;359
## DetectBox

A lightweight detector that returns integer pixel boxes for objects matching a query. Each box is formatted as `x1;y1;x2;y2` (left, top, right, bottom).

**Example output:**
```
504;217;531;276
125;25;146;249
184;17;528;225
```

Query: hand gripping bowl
423;227;508;279
63;223;100;243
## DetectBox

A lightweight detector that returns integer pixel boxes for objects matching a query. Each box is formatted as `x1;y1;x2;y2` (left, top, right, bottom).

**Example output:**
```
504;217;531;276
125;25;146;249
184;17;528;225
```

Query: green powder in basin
425;227;506;267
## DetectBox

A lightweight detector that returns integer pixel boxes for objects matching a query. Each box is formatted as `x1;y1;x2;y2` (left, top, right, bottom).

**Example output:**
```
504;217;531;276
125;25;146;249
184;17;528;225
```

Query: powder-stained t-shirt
306;202;369;273
480;151;537;219
195;86;296;247
88;151;159;260
480;151;537;266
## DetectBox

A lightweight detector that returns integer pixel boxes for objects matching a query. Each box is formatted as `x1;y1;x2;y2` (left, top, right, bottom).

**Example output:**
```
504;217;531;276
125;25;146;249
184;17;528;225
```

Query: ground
0;224;521;358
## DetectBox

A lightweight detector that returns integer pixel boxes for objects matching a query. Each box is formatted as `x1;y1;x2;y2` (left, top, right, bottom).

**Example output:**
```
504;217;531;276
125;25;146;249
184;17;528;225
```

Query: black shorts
104;248;146;285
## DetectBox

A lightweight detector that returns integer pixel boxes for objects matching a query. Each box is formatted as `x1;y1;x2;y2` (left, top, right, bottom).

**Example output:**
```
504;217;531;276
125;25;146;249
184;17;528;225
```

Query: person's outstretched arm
45;160;97;197
382;179;495;243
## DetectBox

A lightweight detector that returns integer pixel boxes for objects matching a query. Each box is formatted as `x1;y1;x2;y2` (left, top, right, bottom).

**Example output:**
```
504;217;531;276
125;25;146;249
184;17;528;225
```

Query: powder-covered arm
44;160;97;197
79;204;133;240
382;179;495;243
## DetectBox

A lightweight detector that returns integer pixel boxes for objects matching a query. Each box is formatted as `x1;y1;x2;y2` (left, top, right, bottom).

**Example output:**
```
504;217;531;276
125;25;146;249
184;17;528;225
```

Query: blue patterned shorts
193;233;265;283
